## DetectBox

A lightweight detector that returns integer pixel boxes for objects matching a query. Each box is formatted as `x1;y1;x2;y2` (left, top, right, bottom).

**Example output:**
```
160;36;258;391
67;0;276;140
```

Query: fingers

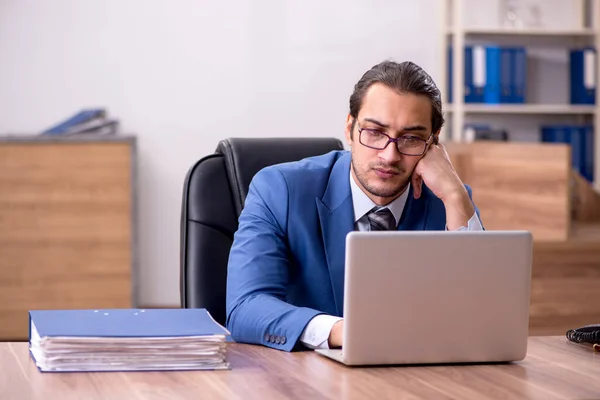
437;143;455;165
411;170;422;199
429;143;452;164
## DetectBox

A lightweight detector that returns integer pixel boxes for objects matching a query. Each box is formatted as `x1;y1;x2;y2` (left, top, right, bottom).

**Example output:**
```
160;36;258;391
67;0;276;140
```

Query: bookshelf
446;27;597;36
439;0;600;191
446;104;596;114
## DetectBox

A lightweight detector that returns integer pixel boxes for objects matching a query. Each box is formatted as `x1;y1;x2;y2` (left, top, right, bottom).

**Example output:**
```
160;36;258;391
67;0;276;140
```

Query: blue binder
571;125;595;183
484;46;501;104
29;308;230;372
464;46;475;102
582;124;595;182
42;109;106;135
471;45;486;102
568;125;584;177
570;48;596;104
448;46;479;103
29;308;229;339
541;125;564;143
500;47;512;103
511;47;526;103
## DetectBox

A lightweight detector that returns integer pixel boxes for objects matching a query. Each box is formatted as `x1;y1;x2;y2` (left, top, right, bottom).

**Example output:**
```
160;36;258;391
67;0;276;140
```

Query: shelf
445;104;596;115
446;27;597;37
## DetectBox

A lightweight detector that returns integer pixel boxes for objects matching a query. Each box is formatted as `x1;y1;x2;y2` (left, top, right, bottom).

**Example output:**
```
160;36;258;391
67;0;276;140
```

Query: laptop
315;230;533;366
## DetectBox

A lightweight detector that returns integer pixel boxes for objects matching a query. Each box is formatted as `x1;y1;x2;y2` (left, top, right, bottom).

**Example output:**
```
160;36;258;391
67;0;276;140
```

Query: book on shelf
28;308;230;372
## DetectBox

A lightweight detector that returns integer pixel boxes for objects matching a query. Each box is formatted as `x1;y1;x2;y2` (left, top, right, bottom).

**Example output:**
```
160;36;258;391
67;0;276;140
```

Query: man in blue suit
226;60;483;351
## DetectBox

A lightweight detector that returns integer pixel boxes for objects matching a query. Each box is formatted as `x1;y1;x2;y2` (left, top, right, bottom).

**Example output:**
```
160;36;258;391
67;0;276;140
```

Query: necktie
367;207;396;231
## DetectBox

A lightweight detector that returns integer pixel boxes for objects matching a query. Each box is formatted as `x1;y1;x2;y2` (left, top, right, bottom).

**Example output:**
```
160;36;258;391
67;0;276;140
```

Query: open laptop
315;230;533;366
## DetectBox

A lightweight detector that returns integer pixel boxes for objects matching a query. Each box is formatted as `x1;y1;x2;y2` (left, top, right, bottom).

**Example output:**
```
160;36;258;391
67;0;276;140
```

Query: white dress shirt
299;173;484;349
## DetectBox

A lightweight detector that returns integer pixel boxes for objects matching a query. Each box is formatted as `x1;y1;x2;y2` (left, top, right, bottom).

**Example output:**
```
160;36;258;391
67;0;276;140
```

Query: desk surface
2;336;599;400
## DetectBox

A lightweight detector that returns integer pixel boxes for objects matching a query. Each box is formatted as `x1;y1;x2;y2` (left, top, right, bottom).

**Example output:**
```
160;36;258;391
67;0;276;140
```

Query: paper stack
28;308;230;372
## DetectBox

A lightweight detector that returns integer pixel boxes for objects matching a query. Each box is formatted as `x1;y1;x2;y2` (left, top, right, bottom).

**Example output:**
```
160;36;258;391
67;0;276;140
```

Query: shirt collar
349;170;410;225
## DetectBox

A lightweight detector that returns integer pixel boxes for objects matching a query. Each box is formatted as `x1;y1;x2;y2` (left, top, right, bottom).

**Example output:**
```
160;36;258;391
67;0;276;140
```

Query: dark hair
349;60;444;136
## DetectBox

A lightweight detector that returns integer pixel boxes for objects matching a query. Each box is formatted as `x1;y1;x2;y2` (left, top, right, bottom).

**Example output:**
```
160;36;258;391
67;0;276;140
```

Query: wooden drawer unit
0;136;136;340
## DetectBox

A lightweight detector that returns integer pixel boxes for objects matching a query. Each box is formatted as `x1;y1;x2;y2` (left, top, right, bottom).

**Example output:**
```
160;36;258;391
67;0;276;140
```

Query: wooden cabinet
447;141;572;241
531;227;600;335
447;141;600;335
0;136;136;340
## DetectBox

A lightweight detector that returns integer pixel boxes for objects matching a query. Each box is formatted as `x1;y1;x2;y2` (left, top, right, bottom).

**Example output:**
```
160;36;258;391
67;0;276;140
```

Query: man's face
345;83;434;206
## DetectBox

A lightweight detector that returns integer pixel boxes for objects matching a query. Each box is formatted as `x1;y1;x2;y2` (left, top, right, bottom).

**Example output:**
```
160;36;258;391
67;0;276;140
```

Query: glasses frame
356;121;435;156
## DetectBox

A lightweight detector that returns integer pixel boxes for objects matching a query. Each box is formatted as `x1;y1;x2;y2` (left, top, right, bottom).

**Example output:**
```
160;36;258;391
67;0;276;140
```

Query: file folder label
584;49;596;90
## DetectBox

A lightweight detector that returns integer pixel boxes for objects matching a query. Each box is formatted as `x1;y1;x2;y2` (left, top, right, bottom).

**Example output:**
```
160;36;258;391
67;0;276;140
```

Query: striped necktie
367;206;396;231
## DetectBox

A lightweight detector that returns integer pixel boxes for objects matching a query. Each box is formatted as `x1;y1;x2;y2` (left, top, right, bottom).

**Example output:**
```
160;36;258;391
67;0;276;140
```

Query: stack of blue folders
41;108;119;136
447;45;526;104
28;308;230;372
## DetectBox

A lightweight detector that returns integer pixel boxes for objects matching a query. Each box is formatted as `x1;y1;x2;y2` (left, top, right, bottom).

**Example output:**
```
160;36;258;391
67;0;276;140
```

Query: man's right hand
328;320;344;348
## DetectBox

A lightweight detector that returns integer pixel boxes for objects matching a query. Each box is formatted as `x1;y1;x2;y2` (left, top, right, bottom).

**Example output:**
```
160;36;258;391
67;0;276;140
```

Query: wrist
443;186;475;231
441;184;469;206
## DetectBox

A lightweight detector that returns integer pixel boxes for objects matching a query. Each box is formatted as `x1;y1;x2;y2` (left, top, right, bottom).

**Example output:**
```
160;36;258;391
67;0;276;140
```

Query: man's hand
328;320;344;348
411;142;475;230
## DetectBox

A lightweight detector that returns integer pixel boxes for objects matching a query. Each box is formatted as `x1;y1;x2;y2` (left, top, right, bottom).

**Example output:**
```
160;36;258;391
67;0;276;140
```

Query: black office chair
180;137;345;325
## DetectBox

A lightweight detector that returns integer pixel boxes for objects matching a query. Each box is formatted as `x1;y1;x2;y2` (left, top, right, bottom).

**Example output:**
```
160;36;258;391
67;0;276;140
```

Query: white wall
0;0;440;306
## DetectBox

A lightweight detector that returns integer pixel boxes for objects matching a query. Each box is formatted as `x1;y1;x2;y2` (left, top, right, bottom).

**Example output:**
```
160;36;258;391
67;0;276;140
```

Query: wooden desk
1;337;599;399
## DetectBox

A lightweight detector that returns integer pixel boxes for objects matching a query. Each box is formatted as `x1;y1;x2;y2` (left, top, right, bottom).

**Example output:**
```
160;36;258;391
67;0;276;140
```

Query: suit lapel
316;152;354;317
397;184;429;230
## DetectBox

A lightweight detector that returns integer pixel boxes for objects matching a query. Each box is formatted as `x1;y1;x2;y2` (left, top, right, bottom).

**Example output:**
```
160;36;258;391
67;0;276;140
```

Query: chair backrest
180;137;345;325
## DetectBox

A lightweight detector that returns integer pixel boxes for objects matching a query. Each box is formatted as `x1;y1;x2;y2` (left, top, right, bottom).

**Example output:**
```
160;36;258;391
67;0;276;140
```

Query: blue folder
582;124;595;182
570;48;596;104
500;47;512;103
29;308;231;372
541;125;567;143
470;46;486;103
42;109;106;135
569;125;584;178
511;47;526;103
484;46;501;104
29;308;229;339
464;46;475;102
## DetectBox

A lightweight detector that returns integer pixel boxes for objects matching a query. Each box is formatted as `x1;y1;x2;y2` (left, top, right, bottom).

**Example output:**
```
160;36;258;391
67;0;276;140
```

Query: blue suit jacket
225;150;479;351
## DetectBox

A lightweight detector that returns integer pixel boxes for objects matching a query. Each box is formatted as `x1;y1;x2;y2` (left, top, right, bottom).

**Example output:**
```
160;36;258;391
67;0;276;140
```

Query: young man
225;60;483;351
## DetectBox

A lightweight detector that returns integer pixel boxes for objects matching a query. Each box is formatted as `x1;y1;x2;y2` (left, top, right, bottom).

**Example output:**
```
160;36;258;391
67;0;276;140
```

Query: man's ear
344;114;354;146
421;130;440;158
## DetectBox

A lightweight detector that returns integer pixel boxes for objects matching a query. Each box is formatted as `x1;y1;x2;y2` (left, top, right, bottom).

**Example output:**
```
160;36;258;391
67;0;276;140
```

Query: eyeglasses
356;121;434;156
